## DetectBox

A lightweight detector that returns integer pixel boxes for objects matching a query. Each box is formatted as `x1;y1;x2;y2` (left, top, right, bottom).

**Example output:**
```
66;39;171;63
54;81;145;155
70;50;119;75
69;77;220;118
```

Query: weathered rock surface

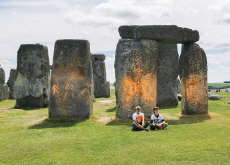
119;25;199;44
105;81;110;98
0;65;5;85
208;92;221;100
49;39;93;118
7;69;17;99
179;42;208;114
157;44;178;105
14;44;50;108
115;39;158;118
0;66;9;100
91;53;110;98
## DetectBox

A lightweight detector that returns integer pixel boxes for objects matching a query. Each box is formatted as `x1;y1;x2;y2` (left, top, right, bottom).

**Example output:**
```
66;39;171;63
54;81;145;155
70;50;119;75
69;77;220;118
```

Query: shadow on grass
106;106;117;112
106;118;131;127
106;114;211;127
28;118;87;129
167;114;211;125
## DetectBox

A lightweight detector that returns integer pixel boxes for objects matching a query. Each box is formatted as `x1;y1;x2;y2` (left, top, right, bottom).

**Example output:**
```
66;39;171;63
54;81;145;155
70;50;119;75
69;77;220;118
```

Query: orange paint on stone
183;74;206;105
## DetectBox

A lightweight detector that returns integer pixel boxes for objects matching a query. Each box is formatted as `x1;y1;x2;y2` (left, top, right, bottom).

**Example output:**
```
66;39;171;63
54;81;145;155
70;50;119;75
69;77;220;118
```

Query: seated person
132;106;149;131
150;107;168;130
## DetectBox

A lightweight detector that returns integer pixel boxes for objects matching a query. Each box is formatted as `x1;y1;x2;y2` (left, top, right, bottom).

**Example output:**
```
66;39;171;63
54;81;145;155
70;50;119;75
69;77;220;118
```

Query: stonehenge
49;39;93;118
157;44;179;106
179;42;208;114
116;25;208;117
115;39;158;118
14;44;50;108
119;25;199;44
91;53;110;98
0;66;9;100
7;69;17;99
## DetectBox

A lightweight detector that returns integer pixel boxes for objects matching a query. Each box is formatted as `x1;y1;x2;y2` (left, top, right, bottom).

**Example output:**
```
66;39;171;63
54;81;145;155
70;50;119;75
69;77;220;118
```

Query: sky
1;0;230;83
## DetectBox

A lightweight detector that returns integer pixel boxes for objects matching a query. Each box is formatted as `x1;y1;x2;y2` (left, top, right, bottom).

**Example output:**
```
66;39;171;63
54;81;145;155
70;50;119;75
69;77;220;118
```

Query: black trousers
132;121;150;131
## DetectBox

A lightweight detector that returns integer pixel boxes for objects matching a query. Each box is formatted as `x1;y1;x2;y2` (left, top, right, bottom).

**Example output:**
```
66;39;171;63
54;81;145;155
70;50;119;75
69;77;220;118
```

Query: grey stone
208;92;221;100
49;39;93;118
157;44;178;106
0;84;9;100
118;25;199;44
0;65;5;85
179;42;208;114
225;101;230;104
105;81;110;98
14;44;50;108
118;25;138;39
0;66;9;100
91;53;110;98
115;39;158;118
7;69;17;99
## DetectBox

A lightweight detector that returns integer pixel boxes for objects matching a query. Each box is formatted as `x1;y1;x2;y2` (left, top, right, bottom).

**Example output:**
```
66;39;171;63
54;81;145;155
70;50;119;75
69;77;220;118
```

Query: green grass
208;83;230;89
1;89;230;165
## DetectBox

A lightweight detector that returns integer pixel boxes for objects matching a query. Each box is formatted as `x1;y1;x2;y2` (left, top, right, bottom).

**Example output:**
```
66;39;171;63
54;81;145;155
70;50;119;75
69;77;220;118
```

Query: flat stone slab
119;25;199;44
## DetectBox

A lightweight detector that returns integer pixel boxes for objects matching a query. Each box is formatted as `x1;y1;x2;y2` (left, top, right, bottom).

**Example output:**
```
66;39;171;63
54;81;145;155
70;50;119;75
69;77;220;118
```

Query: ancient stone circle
0;24;208;119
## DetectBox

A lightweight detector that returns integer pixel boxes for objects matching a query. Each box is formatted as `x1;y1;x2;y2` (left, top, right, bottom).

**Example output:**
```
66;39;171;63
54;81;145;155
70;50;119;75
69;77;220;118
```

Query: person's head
136;106;141;114
153;107;159;115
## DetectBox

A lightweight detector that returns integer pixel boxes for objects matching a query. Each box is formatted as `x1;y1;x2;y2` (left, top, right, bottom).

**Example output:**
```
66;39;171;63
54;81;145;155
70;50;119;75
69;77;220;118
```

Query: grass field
208;83;230;89
0;88;230;165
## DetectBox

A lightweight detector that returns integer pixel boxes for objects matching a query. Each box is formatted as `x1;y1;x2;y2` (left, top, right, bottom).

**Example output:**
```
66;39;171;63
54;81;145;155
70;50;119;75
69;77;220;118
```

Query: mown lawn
0;89;230;165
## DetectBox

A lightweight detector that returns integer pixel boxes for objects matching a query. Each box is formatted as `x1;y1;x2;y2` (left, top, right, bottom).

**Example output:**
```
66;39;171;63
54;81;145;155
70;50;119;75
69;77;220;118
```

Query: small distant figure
150;107;168;131
219;89;221;92
208;89;210;92
132;106;149;131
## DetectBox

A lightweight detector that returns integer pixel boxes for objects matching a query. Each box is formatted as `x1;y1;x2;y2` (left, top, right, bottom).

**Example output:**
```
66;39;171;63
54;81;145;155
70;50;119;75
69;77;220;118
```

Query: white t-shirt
151;114;164;124
132;112;144;123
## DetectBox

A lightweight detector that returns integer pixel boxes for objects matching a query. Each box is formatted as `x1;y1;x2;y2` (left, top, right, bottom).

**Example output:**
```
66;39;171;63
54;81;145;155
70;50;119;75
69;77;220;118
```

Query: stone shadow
106;114;211;127
106;106;116;112
166;114;211;125
28;118;87;129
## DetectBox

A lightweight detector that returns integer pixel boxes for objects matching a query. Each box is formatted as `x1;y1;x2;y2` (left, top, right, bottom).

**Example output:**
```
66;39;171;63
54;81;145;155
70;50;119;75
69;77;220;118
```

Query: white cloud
1;0;230;83
207;51;230;65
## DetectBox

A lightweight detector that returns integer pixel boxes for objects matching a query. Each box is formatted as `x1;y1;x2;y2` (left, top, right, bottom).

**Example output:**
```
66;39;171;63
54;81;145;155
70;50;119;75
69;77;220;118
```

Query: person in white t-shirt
150;107;168;130
132;106;149;131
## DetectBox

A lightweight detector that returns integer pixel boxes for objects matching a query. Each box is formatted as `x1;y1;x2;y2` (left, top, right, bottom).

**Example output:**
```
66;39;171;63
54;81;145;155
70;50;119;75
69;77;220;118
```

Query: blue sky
1;0;230;83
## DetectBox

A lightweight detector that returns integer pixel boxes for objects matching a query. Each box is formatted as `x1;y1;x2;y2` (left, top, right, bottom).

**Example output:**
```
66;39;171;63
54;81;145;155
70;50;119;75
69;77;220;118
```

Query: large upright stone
7;69;17;99
115;39;158;118
49;39;93;118
119;25;199;44
0;66;9;100
91;53;110;98
179;42;208;114
14;44;50;108
157;44;179;105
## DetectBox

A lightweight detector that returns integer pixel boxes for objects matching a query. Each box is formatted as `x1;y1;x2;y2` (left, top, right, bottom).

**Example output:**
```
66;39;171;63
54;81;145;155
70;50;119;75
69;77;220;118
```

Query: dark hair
153;107;159;111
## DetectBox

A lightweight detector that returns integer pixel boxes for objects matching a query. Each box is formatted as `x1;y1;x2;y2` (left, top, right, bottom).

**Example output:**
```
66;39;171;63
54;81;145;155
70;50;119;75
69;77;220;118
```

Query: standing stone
91;53;110;98
7;69;17;99
157;44;179;105
105;81;110;98
49;39;93;118
0;66;9;100
179;42;208;114
14;44;50;108
115;39;158;118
